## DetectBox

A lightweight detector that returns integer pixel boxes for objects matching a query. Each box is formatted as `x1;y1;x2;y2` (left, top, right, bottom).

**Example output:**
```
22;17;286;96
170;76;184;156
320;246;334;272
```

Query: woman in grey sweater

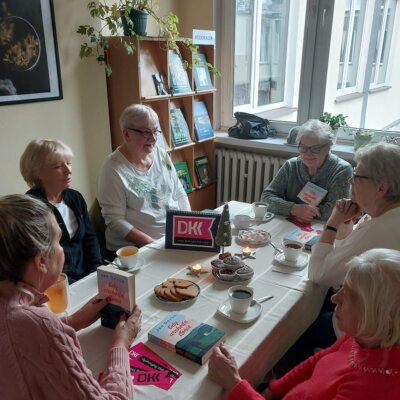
261;119;352;222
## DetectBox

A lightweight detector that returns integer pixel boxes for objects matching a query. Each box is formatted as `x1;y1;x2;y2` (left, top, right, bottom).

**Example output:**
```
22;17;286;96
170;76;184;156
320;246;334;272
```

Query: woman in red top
208;248;400;399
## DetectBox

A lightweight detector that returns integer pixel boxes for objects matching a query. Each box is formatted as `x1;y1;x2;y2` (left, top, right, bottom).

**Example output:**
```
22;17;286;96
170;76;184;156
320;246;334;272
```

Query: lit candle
191;264;202;272
242;247;251;256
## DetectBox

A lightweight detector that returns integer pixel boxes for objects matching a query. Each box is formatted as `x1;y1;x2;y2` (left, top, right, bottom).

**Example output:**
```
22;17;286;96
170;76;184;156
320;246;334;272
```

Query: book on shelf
194;155;211;186
193;53;213;91
297;182;328;206
148;311;225;365
193;100;214;141
170;108;192;148
165;209;221;252
168;50;192;94
174;161;193;193
97;265;135;329
152;73;169;96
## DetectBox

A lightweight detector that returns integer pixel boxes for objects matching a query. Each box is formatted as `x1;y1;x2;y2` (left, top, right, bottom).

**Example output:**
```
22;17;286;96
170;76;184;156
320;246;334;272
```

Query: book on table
148;311;225;365
97;265;135;329
193;53;213;91
194;155;212;186
174;161;193;193
297;182;328;206
168;50;192;94
193;100;214;141
170;108;192;147
284;228;321;252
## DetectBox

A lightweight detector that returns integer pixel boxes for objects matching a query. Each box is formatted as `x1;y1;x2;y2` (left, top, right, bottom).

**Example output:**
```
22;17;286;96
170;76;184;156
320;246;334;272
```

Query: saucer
217;300;262;323
112;258;145;272
274;252;308;269
252;212;275;223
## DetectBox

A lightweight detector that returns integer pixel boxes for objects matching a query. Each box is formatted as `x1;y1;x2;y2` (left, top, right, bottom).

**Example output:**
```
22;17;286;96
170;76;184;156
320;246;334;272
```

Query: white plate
252;212;275;223
112;258;145;273
274;252;309;269
237;229;271;246
154;282;200;305
212;269;253;283
217;300;262;323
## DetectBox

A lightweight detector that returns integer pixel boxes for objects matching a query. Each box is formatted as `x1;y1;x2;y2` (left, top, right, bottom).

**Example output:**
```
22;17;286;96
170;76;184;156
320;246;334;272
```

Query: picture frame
0;0;63;106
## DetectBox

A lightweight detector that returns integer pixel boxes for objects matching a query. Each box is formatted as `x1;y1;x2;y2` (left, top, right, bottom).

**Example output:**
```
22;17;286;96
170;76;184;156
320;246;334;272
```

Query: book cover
284;228;322;252
148;311;225;365
97;265;135;328
297;182;328;206
170;108;192;147
193;53;213;91
194;156;211;186
193;101;214;141
165;210;221;252
174;161;193;193
168;50;192;94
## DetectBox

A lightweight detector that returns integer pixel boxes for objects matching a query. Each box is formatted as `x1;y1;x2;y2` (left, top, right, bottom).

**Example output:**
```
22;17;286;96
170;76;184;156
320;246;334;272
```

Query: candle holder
234;248;257;260
187;264;208;277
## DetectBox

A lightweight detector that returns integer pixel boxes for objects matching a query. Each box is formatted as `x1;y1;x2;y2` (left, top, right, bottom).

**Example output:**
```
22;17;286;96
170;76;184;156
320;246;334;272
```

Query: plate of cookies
154;278;200;304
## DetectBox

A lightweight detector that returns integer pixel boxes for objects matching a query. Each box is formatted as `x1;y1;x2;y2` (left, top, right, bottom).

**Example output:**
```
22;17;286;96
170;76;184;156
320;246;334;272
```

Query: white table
70;201;326;399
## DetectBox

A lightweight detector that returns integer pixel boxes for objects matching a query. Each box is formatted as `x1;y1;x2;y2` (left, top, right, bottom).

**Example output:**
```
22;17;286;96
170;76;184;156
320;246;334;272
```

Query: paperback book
148;311;225;365
174;161;193;193
194;156;211;186
284;228;322;252
165;209;221;252
97;265;135;329
193;53;213;91
168;50;192;94
170;108;192;147
193;100;214;141
297;182;328;206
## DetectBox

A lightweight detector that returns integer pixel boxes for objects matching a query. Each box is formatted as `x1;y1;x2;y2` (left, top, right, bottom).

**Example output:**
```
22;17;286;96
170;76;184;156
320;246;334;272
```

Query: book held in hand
174;161;193;193
97;265;135;329
193;53;213;91
194;155;211;186
297;182;328;206
148;311;225;365
170;108;192;147
168;50;192;94
193;100;214;141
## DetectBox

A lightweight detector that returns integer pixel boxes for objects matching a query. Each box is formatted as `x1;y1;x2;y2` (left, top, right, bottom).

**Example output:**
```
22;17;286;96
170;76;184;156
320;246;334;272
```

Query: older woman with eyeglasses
262;119;352;222
97;104;190;253
287;142;400;366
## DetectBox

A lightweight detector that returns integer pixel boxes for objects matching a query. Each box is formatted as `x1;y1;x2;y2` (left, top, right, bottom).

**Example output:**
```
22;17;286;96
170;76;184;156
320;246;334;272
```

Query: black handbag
228;112;277;139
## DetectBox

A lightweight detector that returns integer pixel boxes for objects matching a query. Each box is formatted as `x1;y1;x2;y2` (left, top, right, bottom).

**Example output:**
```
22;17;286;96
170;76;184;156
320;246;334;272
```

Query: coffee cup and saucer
216;285;262;323
273;240;308;268
251;202;274;222
112;246;145;272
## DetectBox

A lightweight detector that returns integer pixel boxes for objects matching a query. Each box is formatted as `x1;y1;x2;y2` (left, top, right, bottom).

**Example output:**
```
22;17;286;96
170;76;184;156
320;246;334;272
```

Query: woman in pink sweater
0;194;141;399
208;248;400;399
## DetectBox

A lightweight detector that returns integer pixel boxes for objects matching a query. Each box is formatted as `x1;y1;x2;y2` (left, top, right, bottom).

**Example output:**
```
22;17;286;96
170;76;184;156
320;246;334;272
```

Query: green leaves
319;112;348;130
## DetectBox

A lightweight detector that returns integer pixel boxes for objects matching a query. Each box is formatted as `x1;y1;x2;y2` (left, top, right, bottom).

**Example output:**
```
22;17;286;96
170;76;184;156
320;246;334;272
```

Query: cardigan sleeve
228;379;264;400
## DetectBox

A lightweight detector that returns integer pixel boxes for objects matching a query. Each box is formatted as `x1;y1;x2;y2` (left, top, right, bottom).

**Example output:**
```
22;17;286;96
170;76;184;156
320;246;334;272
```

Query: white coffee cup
252;201;269;219
228;285;254;314
116;246;139;270
233;214;253;229
282;240;303;262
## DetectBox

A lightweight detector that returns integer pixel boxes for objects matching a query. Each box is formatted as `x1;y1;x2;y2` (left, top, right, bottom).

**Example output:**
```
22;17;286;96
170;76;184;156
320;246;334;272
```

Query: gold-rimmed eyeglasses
127;127;162;138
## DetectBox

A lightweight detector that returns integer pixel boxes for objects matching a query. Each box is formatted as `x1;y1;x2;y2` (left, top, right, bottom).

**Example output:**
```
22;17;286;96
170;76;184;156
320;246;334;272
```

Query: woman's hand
112;305;142;350
67;296;110;331
208;344;242;392
290;204;320;223
328;199;361;227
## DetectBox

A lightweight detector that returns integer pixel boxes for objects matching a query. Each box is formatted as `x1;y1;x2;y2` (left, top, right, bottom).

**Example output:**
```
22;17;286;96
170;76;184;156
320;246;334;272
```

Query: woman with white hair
97;104;190;253
262;119;352;222
208;248;400;400
20;139;102;283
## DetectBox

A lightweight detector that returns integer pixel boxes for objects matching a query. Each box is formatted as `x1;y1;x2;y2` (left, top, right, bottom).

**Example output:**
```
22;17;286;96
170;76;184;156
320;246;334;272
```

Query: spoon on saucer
251;295;274;306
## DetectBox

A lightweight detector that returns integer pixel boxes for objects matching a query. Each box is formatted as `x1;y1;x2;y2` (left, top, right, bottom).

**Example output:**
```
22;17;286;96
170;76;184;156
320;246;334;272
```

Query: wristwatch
325;225;338;232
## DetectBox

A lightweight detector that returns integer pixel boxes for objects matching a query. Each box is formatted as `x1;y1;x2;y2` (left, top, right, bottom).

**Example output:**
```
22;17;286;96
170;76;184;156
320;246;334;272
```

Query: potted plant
353;128;374;150
77;0;198;76
319;112;348;144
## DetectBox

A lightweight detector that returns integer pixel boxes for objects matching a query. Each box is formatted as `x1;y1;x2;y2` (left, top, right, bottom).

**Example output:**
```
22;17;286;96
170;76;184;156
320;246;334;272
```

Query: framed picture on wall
0;0;63;106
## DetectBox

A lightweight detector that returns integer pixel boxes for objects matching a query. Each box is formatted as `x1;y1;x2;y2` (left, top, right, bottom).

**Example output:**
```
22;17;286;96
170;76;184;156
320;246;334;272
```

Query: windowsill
214;132;356;163
335;91;364;103
368;85;392;94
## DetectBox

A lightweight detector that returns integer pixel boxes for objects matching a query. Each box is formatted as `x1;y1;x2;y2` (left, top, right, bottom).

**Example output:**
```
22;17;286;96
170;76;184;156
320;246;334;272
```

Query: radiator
215;148;287;206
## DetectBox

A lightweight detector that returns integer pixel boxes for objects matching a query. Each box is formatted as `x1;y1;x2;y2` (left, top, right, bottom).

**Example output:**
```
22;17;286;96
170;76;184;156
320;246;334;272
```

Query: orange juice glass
45;273;69;314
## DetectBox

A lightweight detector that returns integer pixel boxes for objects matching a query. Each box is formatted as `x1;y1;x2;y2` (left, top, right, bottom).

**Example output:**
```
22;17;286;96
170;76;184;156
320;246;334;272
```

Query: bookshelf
105;37;216;211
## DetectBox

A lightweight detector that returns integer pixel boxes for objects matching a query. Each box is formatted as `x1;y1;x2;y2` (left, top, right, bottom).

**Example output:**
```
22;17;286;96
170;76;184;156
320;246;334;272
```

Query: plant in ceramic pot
353;128;374;150
77;0;197;76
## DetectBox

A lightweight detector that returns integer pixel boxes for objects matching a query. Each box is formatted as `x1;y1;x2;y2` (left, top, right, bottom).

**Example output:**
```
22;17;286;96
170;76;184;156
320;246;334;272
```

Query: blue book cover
193;53;213;91
170;108;192;147
193;101;214;141
168;51;192;94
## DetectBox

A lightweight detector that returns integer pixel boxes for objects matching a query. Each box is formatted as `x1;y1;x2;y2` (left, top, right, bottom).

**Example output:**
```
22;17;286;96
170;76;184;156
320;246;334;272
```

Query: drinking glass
45;273;69;314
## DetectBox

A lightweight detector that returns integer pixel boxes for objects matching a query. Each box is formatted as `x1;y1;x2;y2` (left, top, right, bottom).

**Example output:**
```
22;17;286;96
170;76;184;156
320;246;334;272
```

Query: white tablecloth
70;201;326;399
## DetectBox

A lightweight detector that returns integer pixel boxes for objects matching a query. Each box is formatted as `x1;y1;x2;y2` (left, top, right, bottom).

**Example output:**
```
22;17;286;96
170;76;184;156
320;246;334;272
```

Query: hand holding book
112;304;142;350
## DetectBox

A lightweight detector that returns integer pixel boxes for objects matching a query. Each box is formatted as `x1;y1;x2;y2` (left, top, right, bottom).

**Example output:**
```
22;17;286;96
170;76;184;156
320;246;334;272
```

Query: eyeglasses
351;168;369;181
127;127;162;138
298;144;328;154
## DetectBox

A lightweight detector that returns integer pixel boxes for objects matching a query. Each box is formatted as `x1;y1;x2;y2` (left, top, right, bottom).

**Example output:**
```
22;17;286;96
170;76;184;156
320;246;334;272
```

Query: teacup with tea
282;240;303;262
116;246;139;270
252;201;269;220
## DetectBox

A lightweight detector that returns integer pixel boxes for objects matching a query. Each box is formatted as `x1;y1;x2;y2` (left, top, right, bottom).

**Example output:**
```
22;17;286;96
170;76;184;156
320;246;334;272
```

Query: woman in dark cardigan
20;139;102;283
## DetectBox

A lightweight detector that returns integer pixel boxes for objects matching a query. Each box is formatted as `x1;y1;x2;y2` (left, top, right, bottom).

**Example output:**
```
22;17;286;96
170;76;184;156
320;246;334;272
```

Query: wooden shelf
105;37;217;210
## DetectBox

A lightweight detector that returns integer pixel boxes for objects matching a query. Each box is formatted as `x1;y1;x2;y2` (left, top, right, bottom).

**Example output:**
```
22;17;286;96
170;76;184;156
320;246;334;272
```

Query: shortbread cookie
175;284;197;299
